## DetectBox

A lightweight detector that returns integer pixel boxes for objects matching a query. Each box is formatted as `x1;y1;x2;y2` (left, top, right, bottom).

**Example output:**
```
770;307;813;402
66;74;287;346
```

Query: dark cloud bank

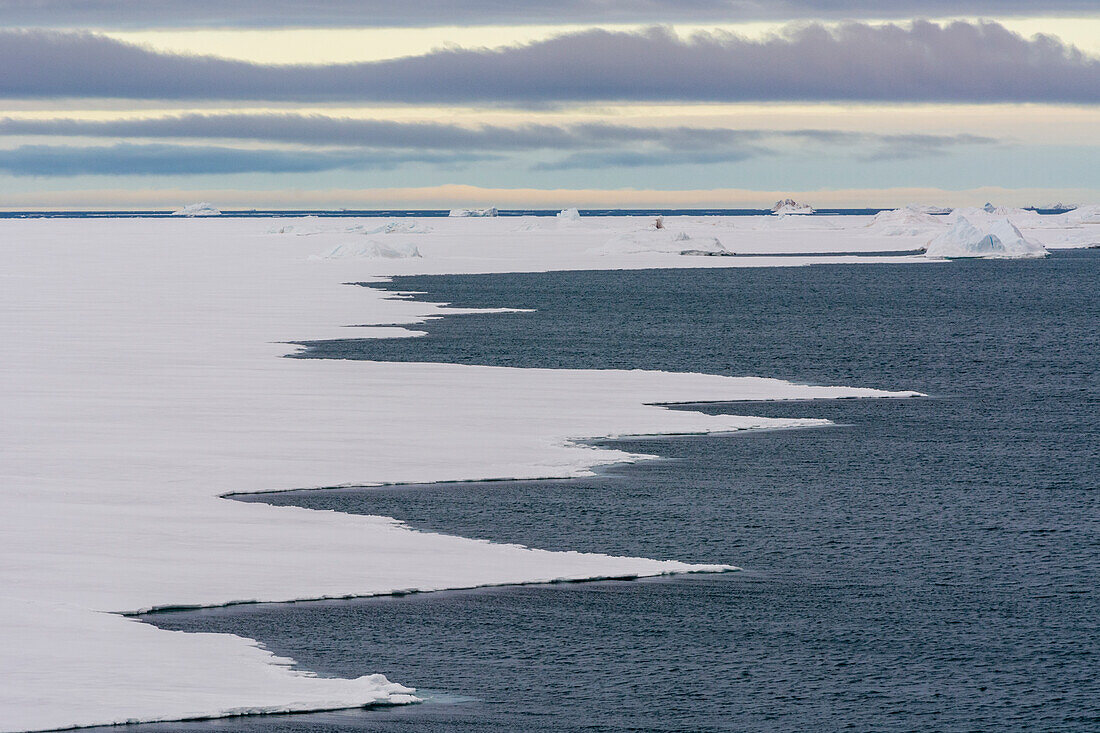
0;124;996;176
0;114;996;153
0;0;1097;28
0;114;997;175
1;21;1098;103
0;143;492;176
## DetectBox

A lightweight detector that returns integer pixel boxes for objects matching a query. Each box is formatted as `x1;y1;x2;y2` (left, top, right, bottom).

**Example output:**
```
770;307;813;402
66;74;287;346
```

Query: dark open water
141;252;1098;732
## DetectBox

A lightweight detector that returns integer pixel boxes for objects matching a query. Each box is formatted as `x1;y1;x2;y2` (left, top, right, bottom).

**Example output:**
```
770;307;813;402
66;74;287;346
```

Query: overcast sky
1;2;1098;209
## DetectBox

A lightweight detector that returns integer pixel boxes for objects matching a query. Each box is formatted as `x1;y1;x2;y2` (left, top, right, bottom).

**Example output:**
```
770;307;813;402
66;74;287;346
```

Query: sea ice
1065;204;1100;224
8;210;1075;730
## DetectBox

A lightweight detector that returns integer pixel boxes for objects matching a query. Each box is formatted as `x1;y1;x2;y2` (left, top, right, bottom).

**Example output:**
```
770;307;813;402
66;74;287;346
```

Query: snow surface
171;202;221;217
925;216;1049;259
3;211;1089;731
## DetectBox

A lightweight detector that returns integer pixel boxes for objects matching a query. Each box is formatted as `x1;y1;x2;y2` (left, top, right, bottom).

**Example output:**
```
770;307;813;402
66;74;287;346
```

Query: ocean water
141;251;1098;732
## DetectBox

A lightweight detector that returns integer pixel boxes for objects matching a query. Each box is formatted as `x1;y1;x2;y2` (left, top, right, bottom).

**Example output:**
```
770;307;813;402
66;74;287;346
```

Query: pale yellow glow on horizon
2;183;1097;212
102;16;1100;65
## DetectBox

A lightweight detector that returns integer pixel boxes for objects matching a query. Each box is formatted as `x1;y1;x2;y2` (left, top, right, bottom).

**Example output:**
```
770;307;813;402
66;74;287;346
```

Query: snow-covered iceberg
172;202;221;217
924;217;1048;259
770;199;814;216
556;208;582;221
449;207;498;217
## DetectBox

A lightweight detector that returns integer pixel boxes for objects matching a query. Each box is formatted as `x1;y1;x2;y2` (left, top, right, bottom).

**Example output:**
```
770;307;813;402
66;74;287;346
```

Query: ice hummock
449;207;498;217
172;202;221;217
556;208;582;221
924;216;1048;259
770;199;814;216
865;207;945;236
311;240;422;260
591;230;731;256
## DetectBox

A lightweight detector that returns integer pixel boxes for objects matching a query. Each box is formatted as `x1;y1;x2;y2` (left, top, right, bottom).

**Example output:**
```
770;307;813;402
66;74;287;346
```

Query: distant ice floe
925;216;1048;259
865;207;946;236
311;240;422;260
770;198;815;216
449;207;498;217
171;202;221;217
557;208;582;221
592;230;732;256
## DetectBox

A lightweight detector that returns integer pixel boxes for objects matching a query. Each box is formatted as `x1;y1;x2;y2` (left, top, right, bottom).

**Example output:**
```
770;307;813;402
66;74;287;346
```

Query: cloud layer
0;114;997;175
1;1;1098;28
0;143;491;176
1;22;1098;103
0;113;996;154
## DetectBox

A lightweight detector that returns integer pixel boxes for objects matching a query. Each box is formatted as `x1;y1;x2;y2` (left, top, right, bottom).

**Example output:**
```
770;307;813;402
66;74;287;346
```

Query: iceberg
770;199;814;216
924;216;1048;259
449;207;498;217
556;208;582;221
171;202;221;217
1037;202;1076;213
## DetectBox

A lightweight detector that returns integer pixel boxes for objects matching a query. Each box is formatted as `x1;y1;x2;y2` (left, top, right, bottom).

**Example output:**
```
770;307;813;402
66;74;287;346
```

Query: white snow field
1;211;1092;731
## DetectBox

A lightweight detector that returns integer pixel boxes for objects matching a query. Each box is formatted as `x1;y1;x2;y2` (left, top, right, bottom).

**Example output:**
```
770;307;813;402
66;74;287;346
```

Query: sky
1;1;1099;209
